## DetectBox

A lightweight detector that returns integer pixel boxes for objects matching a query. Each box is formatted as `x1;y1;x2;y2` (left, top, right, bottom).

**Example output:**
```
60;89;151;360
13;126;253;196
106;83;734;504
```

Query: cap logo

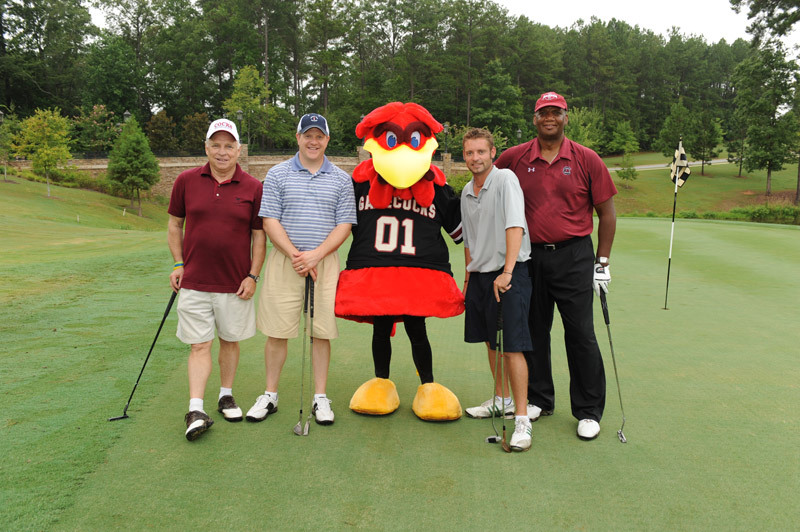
542;93;558;101
310;116;318;122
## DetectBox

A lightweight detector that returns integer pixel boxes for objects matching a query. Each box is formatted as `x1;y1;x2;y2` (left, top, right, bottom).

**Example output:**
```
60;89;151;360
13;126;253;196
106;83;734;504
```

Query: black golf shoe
217;395;243;422
184;410;214;441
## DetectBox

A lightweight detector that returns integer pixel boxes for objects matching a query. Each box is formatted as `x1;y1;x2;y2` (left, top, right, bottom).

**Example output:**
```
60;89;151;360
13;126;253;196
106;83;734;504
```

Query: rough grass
1;179;798;531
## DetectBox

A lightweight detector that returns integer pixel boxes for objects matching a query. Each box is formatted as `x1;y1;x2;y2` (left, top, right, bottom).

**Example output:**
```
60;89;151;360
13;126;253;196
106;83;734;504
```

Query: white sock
495;395;512;405
516;415;529;425
189;398;204;413
219;387;232;400
264;391;277;399
314;393;327;401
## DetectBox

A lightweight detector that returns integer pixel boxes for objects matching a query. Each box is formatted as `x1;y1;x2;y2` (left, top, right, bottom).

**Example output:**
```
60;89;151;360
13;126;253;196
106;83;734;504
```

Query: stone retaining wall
10;148;467;197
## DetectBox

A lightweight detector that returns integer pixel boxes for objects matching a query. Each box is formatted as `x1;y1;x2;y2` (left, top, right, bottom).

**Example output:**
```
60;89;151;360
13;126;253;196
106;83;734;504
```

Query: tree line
1;0;799;201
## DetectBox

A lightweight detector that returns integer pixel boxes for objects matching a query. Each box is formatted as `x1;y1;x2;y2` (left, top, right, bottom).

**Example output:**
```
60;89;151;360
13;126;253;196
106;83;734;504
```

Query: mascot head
354;102;446;208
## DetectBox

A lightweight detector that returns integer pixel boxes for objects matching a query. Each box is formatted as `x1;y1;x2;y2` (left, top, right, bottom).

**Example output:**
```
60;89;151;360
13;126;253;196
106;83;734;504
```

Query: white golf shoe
577;419;601;440
312;397;335;425
509;417;532;451
526;404;554;422
465;397;515;418
246;393;278;422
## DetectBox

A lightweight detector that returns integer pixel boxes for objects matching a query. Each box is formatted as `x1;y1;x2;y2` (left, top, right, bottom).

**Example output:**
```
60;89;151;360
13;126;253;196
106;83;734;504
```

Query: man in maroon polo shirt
167;118;266;441
495;92;617;441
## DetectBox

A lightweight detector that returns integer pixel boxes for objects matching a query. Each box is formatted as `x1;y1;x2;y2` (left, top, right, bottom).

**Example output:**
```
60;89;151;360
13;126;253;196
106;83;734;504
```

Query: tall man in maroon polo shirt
495;92;617;441
168;119;266;441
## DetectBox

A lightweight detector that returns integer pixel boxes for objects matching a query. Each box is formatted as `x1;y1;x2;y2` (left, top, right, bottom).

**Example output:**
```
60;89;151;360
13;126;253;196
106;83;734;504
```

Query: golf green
1;181;798;530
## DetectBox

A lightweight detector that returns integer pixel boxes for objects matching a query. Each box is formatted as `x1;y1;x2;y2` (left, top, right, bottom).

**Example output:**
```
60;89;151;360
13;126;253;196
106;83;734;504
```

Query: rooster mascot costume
335;102;464;421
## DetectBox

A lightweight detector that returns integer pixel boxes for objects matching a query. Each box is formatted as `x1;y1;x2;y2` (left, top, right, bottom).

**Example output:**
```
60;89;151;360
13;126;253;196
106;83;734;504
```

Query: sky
494;0;800;51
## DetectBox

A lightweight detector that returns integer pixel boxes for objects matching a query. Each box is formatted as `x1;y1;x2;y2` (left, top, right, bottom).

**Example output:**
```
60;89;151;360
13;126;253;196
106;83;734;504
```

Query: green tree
178;112;210;154
145;110;178;153
657;100;694;157
565;107;604;151
0;112;21;182
616;153;638;187
83;33;140;118
223;65;269;147
731;0;800;40
606;120;640;156
71;105;120;154
686;110;722;175
107;117;160;216
470;59;524;141
733;41;798;196
12;108;72;196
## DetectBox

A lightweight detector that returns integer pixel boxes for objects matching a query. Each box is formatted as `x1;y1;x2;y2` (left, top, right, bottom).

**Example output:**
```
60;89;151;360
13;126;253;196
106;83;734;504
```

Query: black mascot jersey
346;180;463;274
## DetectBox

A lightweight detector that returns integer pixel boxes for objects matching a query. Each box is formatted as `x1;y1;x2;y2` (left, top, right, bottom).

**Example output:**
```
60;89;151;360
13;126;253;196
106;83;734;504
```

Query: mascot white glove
592;263;611;296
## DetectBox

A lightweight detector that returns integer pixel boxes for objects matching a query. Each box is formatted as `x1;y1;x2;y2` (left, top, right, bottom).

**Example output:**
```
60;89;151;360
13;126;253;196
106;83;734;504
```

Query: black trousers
526;236;606;421
372;316;433;384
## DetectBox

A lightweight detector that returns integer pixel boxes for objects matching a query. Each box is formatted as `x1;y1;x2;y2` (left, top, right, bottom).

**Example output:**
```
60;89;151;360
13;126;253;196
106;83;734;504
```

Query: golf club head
108;414;129;421
303;419;310;436
618;430;627;443
501;429;512;453
485;435;501;443
293;421;308;436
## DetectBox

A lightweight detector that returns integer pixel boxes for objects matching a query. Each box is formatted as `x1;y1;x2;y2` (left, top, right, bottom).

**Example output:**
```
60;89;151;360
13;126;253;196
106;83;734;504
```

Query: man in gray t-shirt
460;128;533;452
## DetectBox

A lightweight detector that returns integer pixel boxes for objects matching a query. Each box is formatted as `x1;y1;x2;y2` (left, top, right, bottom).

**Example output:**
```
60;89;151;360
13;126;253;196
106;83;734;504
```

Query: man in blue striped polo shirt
247;113;357;426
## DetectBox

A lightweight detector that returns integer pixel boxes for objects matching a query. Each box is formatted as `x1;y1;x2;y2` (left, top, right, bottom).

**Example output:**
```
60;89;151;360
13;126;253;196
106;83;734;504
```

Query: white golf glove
592;263;611;296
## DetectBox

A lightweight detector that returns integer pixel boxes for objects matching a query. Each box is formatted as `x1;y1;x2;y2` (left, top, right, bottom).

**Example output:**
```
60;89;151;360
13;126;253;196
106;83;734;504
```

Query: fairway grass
1;180;798;530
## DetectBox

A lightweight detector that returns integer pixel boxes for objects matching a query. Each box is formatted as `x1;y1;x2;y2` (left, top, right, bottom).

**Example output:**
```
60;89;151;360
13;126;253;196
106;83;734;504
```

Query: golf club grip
309;279;314;319
600;292;610;325
303;276;310;313
496;297;503;331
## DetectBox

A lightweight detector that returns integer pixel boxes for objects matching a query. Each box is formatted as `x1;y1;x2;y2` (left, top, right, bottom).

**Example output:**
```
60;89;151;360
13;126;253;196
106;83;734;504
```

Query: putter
109;291;177;421
485;298;512;452
293;277;311;436
599;292;627;443
304;279;315;431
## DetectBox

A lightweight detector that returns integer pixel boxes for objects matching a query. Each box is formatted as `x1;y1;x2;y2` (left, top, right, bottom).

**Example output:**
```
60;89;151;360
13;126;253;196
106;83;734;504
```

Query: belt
530;235;586;251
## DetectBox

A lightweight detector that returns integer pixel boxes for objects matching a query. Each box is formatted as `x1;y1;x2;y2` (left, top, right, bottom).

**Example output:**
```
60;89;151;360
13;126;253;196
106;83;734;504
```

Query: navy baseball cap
296;113;330;136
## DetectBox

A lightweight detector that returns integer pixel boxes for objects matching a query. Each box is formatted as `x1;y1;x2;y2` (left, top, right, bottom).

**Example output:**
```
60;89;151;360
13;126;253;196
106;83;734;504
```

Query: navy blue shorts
464;262;532;352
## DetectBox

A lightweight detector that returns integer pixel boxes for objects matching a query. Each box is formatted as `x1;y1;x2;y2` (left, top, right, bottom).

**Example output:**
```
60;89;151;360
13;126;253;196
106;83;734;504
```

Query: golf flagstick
293;277;311;436
599;292;627;443
664;137;690;310
109;291;177;421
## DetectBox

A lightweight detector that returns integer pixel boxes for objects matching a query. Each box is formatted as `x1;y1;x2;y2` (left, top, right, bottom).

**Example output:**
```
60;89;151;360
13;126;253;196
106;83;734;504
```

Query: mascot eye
410;131;421;149
385;131;398;148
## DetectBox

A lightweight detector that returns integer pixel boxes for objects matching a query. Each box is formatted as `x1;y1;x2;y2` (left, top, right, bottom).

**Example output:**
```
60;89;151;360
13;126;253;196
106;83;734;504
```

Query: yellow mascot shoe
349;377;400;415
411;382;462;421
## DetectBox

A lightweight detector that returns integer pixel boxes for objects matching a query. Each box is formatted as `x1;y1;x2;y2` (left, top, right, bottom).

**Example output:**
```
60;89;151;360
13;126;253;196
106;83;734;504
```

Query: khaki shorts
176;289;256;344
257;248;340;339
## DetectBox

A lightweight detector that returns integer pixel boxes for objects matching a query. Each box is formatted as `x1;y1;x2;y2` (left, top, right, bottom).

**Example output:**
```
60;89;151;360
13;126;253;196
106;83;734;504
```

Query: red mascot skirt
335;267;465;324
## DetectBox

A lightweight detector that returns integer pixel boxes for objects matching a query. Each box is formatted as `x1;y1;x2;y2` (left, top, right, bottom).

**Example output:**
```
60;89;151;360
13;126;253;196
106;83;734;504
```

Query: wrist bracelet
173;262;184;270
503;270;513;275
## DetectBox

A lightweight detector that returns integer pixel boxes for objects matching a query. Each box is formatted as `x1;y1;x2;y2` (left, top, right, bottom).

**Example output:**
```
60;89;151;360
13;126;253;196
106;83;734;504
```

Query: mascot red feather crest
353;102;447;209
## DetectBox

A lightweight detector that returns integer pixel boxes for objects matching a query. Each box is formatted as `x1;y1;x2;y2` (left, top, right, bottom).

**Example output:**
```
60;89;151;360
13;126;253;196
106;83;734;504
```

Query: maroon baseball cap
534;92;568;112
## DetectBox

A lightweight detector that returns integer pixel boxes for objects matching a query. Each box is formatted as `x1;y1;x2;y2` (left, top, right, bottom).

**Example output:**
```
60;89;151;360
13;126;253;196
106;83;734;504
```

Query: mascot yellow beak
364;137;438;189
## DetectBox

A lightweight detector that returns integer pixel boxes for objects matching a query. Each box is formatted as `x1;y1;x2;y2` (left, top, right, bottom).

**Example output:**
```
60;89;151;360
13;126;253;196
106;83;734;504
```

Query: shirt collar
466;166;498;197
291;152;334;174
200;162;242;183
529;137;572;164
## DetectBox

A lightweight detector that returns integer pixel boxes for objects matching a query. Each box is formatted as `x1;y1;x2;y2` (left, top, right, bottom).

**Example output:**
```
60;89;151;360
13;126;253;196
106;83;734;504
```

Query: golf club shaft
110;291;177;421
599;292;627;441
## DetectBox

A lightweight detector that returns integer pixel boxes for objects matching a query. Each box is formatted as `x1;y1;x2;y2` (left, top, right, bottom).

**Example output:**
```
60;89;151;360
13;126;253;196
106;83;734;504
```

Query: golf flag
669;140;690;188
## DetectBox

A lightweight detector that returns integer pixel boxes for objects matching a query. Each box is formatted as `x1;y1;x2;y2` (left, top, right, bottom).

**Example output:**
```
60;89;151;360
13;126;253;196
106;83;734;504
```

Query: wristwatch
247;274;260;282
596;256;609;266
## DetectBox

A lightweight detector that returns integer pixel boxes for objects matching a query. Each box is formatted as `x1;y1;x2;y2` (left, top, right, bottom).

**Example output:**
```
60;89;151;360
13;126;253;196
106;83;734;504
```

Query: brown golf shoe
184;410;214;441
217;395;243;422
